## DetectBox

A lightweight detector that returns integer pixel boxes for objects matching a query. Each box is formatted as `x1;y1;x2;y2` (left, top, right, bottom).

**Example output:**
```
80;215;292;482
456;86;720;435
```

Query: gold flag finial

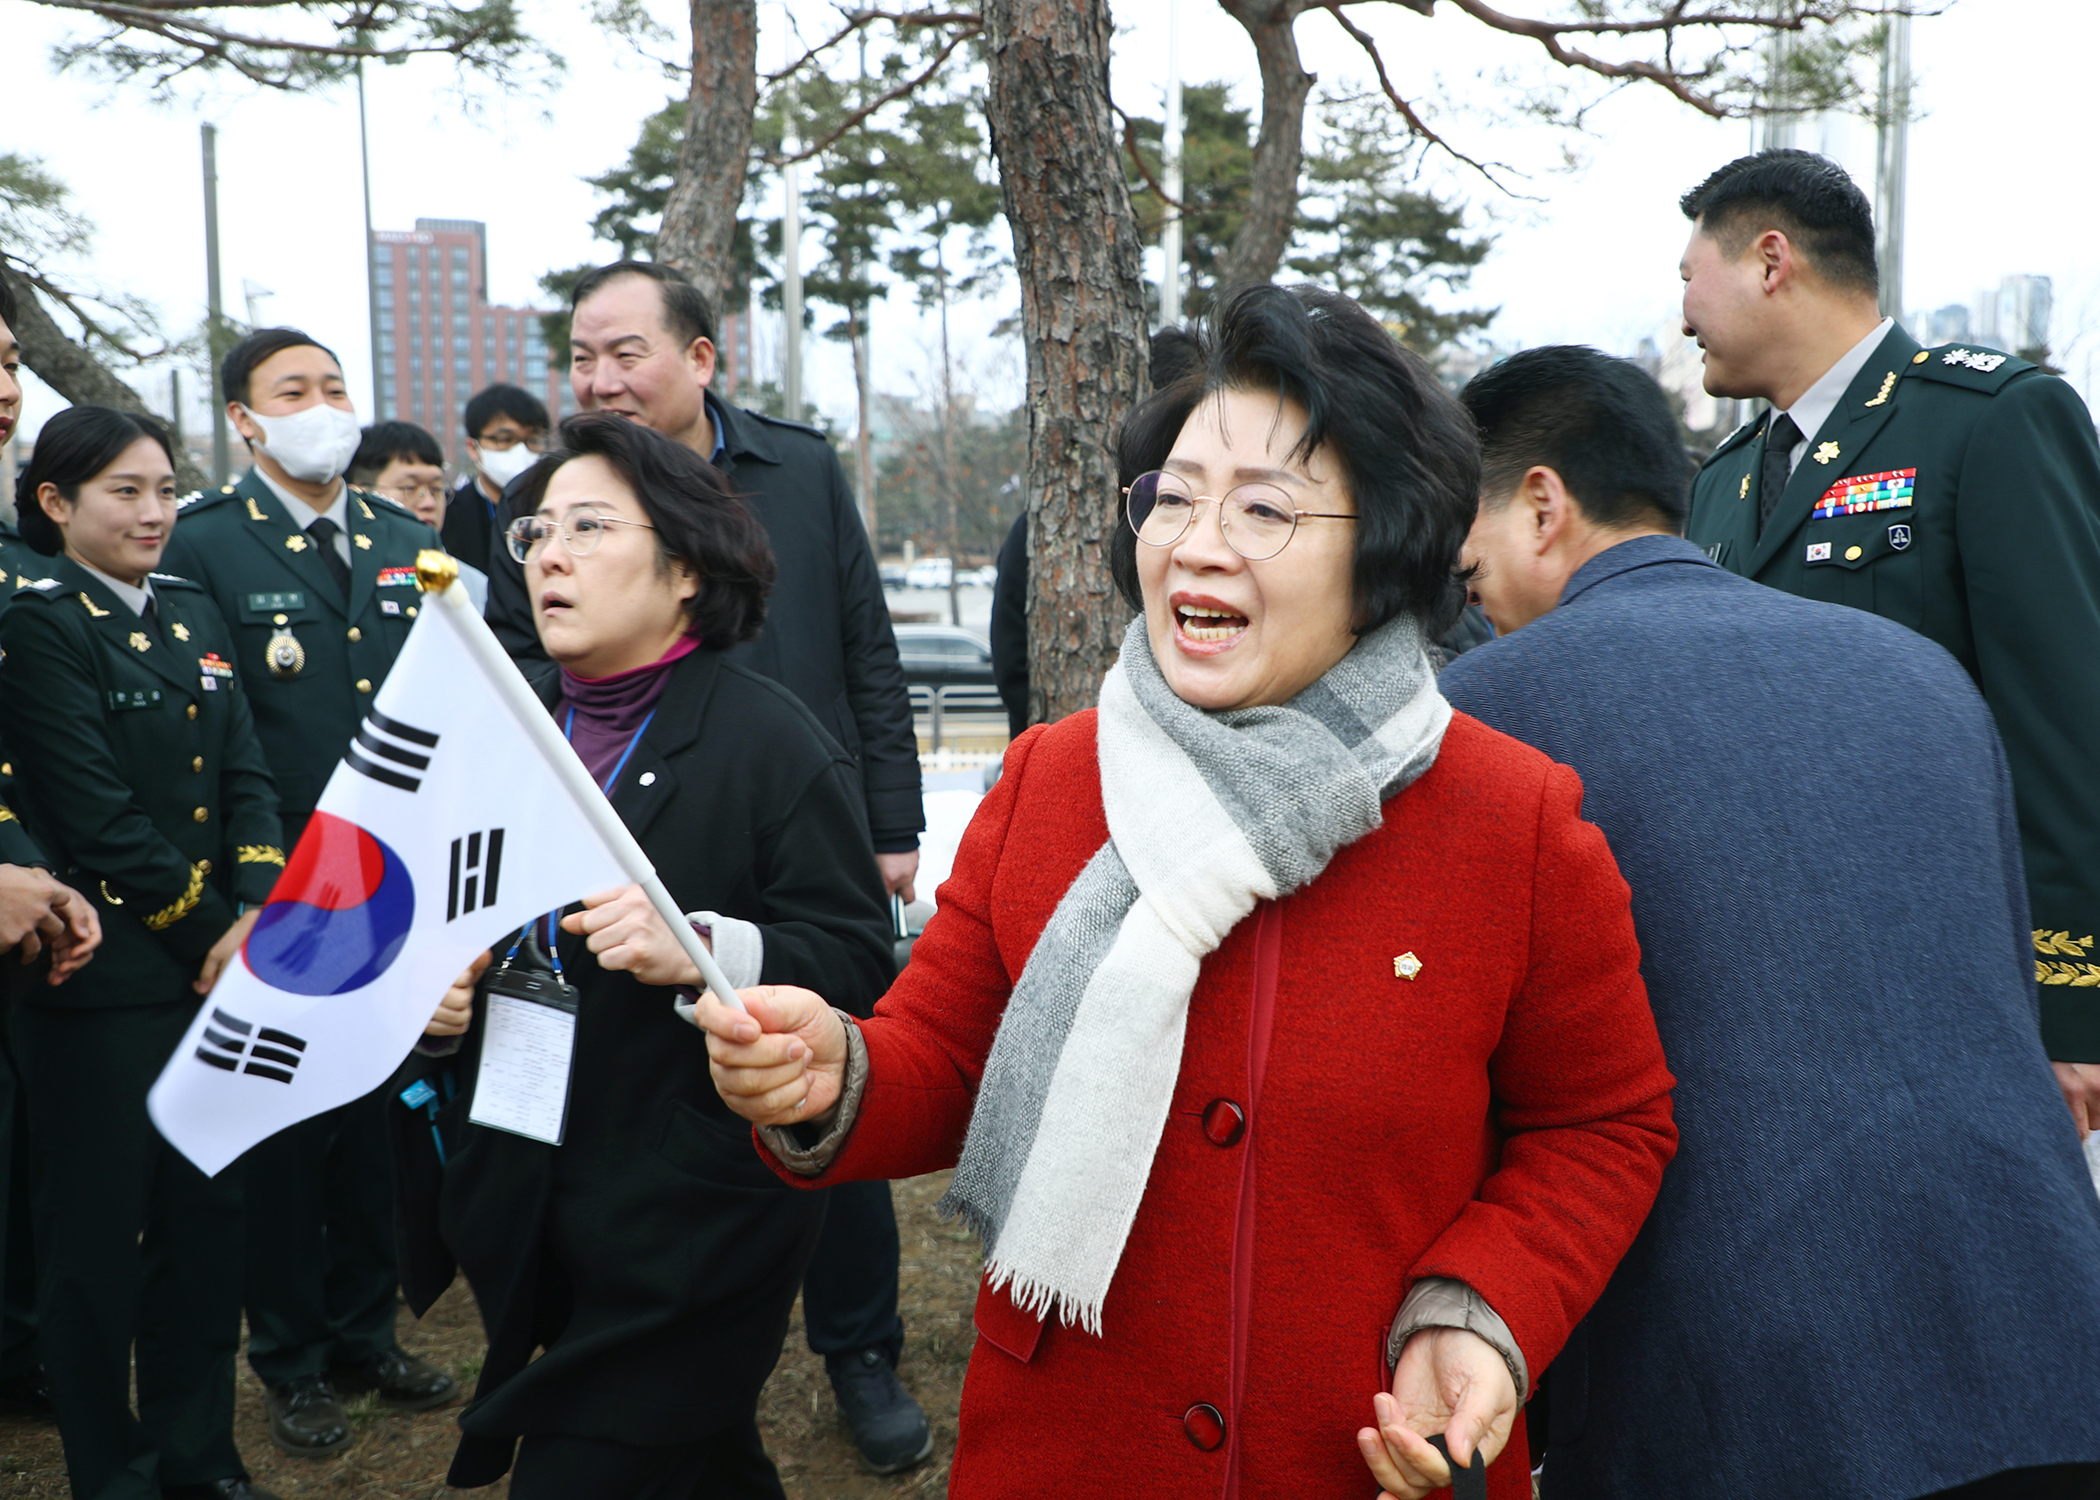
414;549;459;594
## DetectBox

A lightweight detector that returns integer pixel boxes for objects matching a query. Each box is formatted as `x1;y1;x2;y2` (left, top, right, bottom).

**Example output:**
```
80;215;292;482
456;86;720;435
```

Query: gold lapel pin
171;622;190;642
1813;441;1841;466
1738;474;1750;500
1393;952;1423;981
354;534;371;550
129;631;152;652
285;534;308;553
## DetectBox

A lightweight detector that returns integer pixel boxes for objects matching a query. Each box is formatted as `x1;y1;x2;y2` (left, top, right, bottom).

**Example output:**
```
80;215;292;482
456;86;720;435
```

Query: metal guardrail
909;683;1005;750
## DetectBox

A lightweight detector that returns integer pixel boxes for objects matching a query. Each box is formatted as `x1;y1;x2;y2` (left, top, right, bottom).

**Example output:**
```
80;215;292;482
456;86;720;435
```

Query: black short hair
1112;283;1481;636
347;421;445;487
463;383;550;441
1461;346;1692;534
222;326;342;408
570;262;716;349
0;274;17;330
15;405;175;555
1680;149;1879;294
509;412;771;648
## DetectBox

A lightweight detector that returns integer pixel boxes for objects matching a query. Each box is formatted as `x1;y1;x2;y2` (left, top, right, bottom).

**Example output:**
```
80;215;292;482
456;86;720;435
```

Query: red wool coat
765;709;1676;1499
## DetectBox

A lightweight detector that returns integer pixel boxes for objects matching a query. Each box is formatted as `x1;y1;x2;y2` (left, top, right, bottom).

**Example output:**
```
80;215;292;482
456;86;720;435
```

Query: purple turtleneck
555;634;699;790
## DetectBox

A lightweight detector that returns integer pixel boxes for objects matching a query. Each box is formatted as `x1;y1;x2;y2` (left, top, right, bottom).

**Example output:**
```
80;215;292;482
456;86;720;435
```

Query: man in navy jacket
1441;345;2100;1500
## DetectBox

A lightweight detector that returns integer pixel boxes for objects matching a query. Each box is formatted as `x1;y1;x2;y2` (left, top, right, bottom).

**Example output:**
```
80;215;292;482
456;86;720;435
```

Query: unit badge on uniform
1806;542;1833;562
1888;524;1912;551
265;626;306;680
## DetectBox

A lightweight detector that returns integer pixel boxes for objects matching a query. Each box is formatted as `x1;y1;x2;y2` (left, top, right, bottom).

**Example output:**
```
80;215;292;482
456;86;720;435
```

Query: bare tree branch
764;24;977;167
1107;97;1187;214
765;6;980;84
1321;4;1533;192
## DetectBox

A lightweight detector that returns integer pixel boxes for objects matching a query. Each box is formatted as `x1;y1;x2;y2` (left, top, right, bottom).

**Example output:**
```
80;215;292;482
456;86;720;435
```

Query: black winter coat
484;397;925;851
401;647;893;1485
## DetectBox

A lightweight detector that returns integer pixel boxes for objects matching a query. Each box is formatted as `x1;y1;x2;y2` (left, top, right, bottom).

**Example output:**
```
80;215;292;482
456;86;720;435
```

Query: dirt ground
0;1170;974;1500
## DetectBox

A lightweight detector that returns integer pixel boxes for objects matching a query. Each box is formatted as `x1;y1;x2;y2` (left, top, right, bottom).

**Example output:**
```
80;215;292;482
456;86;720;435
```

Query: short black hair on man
222;326;341;408
347;420;444;488
1112;283;1481;637
15;405;176;556
570;261;716;349
1680;149;1879;295
0;274;17;329
509;412;773;648
463;383;550;441
1461;345;1692;535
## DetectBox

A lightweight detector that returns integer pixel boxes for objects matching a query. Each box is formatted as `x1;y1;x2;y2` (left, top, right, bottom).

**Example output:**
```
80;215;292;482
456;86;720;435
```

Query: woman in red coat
694;286;1676;1500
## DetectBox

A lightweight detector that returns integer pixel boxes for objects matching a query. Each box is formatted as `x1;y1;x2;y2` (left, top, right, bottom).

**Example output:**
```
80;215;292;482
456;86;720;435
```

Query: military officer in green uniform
2;405;285;1500
1678;149;2100;1130
160;328;456;1459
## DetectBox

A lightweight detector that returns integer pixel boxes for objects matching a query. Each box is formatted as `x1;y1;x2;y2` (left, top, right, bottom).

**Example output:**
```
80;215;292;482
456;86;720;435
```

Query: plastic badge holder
467;953;581;1146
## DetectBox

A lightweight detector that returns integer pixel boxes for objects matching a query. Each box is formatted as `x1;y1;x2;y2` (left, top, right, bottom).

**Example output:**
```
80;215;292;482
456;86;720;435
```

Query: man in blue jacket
1441;344;2100;1500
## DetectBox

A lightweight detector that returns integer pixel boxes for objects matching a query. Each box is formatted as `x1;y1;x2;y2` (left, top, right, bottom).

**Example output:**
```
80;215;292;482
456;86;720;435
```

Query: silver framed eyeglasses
505;506;656;563
1122;470;1355;562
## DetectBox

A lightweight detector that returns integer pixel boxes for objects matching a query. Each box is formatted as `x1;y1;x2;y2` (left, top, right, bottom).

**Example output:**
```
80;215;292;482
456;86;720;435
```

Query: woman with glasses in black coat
411;412;892;1500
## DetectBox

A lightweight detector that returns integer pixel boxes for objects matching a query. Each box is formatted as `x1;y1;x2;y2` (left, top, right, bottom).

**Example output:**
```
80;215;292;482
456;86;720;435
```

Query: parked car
960;564;999;589
878;561;908;590
905;557;953;590
892;624;1003;715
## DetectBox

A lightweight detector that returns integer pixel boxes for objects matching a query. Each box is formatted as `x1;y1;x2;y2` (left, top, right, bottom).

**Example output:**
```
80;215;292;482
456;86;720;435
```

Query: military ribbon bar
1812;468;1917;519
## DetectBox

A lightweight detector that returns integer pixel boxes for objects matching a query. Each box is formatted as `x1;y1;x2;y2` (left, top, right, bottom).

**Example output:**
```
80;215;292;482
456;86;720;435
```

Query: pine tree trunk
656;0;758;311
1216;0;1315;293
982;0;1149;726
0;263;210;498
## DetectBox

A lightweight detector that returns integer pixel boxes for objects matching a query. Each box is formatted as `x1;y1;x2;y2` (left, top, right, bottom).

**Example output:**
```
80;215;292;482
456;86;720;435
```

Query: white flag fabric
149;584;630;1176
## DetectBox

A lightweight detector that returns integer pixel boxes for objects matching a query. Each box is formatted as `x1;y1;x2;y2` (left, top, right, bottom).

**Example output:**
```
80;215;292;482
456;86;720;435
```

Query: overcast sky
9;0;2097;446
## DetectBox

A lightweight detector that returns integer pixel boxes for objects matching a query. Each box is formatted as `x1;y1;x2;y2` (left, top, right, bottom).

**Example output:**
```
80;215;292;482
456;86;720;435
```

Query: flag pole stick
414;552;744;1016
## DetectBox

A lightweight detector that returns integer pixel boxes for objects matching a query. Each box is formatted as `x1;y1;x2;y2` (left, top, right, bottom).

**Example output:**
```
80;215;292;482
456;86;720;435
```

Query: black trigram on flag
448;829;505;920
197;1008;307;1084
346;709;439;793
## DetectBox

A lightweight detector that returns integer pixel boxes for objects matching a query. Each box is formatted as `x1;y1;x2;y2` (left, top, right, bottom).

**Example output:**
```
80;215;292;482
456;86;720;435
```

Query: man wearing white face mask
160;328;456;1463
442;384;548;577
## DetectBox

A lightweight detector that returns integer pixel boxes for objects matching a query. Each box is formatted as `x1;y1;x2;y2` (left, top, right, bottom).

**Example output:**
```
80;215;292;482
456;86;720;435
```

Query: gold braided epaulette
237;845;287;867
2034;930;2100;986
143;863;207;931
0;806;14;824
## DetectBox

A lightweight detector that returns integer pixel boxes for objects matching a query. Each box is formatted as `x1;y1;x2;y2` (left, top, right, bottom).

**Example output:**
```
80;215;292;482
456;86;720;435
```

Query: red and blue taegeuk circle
243;812;416;996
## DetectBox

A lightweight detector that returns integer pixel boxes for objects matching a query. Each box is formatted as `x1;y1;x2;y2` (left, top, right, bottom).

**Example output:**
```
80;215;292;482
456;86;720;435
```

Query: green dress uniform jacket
160;470;441;825
0;799;40;870
1686;325;2100;1060
0;555;284;1004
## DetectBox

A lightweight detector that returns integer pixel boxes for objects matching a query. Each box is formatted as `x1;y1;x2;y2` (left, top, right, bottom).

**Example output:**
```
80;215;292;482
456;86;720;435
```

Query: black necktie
306;516;351;599
1758;412;1803;536
141;595;159;635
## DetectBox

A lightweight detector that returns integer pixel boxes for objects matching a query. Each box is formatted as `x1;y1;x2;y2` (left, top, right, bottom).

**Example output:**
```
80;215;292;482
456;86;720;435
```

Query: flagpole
413;552;745;1016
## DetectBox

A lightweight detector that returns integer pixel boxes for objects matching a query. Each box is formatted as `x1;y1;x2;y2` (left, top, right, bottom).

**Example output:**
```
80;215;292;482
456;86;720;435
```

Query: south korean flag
150;569;634;1176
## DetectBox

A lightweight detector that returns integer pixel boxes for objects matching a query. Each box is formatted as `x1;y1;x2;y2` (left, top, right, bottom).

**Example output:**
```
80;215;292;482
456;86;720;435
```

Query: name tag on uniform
106;688;164;711
1806;542;1833;562
245;591;305;613
376;566;418;588
468;965;579;1146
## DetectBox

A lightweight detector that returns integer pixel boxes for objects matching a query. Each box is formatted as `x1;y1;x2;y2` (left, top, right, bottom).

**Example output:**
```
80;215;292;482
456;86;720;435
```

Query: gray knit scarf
939;613;1451;1334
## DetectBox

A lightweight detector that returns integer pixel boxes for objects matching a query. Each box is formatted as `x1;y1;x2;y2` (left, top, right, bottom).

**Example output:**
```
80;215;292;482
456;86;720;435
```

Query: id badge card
468;964;581;1146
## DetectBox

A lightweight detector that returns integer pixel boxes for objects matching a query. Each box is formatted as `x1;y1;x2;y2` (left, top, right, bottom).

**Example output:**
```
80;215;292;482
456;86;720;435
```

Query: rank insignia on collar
1889;524;1912;551
285;534;308;552
1864;370;1898;407
77;592;110;617
1813;441;1841;465
129;631;152;652
245;497;269;522
1739;474;1750;500
171;622;190;642
1393;951;1423;981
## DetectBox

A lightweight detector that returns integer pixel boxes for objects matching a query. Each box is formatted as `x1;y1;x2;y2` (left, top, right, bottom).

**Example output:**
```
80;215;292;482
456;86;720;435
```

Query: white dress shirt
1772;317;1894;477
254;468;353;569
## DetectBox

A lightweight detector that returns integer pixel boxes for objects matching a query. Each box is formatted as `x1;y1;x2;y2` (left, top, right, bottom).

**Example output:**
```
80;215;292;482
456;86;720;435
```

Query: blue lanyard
564;706;657;796
516;705;657;975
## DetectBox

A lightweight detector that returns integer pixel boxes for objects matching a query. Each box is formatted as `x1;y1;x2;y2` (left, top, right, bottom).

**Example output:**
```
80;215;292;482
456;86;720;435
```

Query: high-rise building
370;218;746;463
371;219;571;458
